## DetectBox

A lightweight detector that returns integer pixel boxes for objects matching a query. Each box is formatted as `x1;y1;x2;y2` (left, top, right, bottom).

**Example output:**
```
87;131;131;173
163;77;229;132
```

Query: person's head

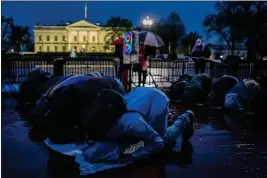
82;89;127;140
18;68;52;105
196;39;203;46
243;79;260;99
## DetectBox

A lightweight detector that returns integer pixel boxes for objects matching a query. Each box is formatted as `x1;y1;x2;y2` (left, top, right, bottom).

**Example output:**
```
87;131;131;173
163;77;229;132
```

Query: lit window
92;46;96;52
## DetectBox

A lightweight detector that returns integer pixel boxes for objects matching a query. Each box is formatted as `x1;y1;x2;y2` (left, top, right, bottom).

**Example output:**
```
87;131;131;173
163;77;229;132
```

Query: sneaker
182;110;195;141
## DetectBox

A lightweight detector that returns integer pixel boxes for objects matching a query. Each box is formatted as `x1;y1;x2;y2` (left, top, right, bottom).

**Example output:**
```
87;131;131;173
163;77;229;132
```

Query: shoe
182;110;195;141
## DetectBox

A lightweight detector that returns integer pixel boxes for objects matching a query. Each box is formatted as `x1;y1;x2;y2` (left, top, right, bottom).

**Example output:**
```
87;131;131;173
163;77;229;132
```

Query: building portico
34;20;115;53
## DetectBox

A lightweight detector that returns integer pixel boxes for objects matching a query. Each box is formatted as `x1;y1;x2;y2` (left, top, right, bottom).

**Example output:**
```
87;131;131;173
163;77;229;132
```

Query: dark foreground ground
2;97;267;178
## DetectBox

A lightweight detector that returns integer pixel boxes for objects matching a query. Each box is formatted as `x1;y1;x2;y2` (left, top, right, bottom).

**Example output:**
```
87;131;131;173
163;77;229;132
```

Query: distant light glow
143;16;153;27
220;55;223;59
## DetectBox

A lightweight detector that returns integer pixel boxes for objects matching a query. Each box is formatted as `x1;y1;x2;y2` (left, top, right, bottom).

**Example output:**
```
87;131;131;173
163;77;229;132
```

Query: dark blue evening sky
2;1;217;43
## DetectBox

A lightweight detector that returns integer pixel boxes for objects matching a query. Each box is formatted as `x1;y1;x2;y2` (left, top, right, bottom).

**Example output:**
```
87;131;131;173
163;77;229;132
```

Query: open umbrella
138;31;165;47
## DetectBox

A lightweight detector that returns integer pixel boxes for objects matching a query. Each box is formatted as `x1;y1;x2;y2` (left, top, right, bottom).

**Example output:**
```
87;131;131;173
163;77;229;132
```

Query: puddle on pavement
2;98;267;178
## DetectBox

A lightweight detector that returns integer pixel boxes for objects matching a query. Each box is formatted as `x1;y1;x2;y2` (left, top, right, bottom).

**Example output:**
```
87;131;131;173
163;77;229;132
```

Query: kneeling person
182;73;211;105
207;75;238;107
169;74;193;101
82;88;195;162
224;79;260;112
45;87;195;164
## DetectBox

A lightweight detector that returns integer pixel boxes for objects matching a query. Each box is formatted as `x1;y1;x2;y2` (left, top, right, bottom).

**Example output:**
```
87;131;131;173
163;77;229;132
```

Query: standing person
116;45;129;90
137;44;149;86
191;39;206;74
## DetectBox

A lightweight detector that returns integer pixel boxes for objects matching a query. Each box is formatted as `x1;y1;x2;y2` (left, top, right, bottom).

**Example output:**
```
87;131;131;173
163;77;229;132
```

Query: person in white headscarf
191;39;206;74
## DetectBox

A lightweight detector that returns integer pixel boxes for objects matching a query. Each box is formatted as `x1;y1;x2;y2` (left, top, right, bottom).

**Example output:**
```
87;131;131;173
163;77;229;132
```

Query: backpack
36;75;115;144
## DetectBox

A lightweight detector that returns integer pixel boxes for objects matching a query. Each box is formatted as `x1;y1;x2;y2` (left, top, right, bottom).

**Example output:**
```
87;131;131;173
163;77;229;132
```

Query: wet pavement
2;97;267;178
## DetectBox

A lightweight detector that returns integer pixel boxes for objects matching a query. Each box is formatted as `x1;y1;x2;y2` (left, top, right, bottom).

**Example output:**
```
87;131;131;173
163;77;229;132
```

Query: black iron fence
2;57;267;89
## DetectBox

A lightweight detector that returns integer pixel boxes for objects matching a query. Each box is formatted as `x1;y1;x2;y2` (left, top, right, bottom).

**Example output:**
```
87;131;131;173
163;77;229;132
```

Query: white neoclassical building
33;20;115;53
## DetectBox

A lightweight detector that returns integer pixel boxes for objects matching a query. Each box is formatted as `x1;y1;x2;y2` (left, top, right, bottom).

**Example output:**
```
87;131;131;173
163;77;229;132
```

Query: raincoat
182;73;211;104
208;75;238;106
224;79;260;111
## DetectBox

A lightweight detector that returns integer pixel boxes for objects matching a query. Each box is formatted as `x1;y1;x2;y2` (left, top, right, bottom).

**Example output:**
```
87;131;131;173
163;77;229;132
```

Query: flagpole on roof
85;0;87;20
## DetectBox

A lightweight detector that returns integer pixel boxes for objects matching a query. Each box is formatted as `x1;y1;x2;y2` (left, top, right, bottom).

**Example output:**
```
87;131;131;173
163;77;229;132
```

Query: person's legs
194;61;200;74
166;111;194;144
138;70;142;86
142;70;148;86
200;61;206;73
126;87;194;144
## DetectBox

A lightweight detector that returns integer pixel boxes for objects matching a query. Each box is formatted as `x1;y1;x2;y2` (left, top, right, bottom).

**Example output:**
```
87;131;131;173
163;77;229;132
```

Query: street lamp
142;16;153;29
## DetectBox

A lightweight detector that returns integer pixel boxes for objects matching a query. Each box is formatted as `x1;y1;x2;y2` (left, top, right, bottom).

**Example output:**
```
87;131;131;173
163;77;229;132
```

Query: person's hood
195;39;203;46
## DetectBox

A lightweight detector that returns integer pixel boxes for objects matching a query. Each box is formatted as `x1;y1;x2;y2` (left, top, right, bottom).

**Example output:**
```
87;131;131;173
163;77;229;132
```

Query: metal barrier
1;57;118;83
62;57;118;77
2;57;267;89
2;59;53;83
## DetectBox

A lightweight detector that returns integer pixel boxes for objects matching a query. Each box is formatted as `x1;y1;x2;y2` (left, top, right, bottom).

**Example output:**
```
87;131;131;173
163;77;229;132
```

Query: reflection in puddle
2;98;267;178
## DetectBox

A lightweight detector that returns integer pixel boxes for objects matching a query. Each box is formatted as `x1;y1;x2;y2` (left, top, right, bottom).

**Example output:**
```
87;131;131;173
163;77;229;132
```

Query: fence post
53;58;65;77
210;62;214;78
182;61;185;75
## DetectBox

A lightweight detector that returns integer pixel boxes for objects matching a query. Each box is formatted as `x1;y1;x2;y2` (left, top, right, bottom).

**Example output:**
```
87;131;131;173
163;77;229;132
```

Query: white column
67;30;71;51
97;30;100;52
88;31;91;52
77;31;80;52
87;31;89;52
